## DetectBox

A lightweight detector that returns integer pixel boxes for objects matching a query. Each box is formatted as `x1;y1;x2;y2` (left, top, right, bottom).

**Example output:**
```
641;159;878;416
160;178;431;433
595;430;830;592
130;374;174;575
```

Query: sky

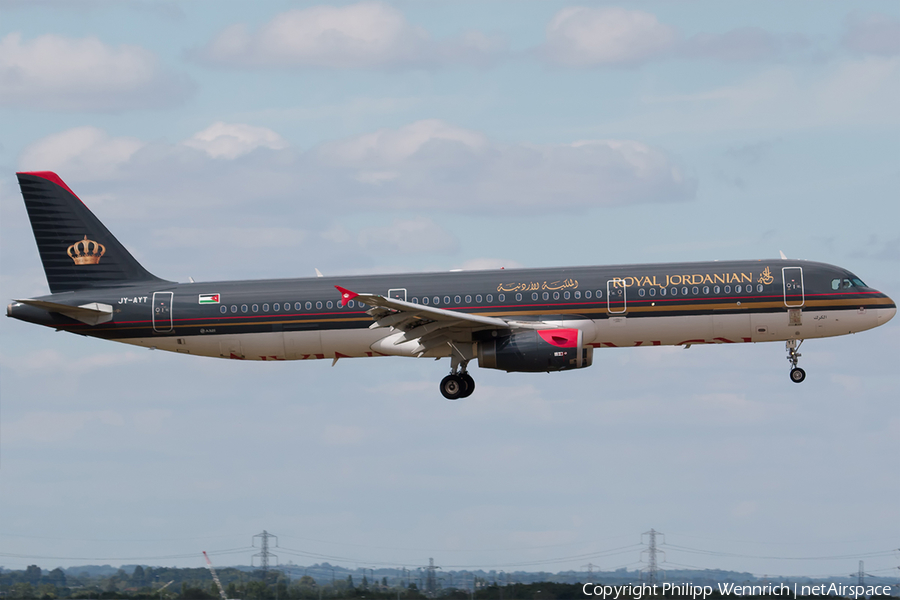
1;0;899;582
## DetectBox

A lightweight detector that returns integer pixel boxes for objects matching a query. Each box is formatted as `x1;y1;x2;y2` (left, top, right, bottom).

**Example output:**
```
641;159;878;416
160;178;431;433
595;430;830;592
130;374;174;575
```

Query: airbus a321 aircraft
8;172;896;398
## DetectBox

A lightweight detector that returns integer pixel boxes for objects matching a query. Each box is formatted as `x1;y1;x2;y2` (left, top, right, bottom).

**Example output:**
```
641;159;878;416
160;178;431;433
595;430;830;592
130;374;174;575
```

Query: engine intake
477;328;593;373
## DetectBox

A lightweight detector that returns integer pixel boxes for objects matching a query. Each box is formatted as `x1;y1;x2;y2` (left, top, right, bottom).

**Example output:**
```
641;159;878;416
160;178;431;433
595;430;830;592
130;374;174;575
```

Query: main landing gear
440;359;475;400
786;339;806;383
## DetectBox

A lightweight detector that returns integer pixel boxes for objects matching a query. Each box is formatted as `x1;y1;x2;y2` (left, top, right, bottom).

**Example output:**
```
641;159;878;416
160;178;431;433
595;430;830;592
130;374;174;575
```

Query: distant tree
25;566;42;585
132;566;146;588
13;582;37;599
346;576;353;589
244;581;272;600
297;576;316;588
382;578;388;588
226;583;239;598
47;569;66;587
360;576;368;590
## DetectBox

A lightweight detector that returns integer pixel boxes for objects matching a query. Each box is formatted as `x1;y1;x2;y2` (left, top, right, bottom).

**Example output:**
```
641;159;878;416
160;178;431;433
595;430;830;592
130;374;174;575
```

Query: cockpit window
832;277;867;290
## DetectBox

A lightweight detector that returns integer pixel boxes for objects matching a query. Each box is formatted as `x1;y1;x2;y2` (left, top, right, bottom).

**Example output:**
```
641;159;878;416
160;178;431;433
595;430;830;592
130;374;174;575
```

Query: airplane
7;171;896;399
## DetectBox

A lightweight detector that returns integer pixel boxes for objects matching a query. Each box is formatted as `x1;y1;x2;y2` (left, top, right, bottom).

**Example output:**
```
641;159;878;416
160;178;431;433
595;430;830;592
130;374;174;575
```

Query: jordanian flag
199;293;220;304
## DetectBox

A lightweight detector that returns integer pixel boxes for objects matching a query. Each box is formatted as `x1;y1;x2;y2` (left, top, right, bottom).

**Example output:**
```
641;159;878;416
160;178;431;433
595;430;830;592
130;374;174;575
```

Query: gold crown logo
67;235;105;265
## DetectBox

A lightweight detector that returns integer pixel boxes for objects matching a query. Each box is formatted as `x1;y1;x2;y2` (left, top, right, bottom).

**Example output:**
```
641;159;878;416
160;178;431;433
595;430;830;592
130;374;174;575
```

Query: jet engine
477;328;593;373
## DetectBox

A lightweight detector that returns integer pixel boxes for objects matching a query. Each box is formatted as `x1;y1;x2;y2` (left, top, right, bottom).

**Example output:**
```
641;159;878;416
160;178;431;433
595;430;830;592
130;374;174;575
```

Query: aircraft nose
877;292;896;325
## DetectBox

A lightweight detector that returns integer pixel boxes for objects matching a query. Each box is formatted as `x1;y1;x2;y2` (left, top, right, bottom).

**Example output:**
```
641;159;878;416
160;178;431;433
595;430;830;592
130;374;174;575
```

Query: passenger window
433;296;440;305
465;295;472;303
263;303;269;312
703;286;709;294
757;284;763;292
231;305;238;313
274;303;280;311
681;287;688;296
316;301;323;309
532;292;538;301
692;286;698;295
649;288;656;297
542;292;549;301
670;288;677;296
724;285;731;293
660;288;667;296
498;294;505;302
444;296;450;305
735;285;742;293
486;294;493;302
412;297;418;304
455;295;461;304
714;286;720;294
295;302;302;310
516;293;522;301
220;305;227;314
638;288;645;297
305;301;312;310
241;304;248;313
564;291;570;300
585;291;592;299
574;291;581;299
326;300;333;309
348;300;355;308
422;297;429;305
476;295;482;303
252;304;259;313
596;290;603;298
552;291;559;300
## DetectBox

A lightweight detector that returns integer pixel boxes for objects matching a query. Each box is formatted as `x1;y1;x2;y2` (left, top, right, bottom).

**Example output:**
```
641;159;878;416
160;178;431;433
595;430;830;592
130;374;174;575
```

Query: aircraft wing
335;285;546;356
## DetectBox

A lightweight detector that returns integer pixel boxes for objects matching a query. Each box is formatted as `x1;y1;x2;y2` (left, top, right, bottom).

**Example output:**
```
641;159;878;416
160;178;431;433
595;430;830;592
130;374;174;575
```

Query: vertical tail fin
16;171;167;293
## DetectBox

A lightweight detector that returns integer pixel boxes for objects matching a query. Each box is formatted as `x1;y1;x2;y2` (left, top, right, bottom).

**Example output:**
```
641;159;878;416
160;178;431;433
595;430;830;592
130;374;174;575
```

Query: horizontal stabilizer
15;299;113;325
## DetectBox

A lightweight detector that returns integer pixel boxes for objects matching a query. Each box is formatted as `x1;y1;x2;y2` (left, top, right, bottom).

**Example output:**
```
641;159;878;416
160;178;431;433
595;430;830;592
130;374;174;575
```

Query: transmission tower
425;558;440;597
582;564;598;580
252;530;279;573
856;561;865;587
640;529;666;585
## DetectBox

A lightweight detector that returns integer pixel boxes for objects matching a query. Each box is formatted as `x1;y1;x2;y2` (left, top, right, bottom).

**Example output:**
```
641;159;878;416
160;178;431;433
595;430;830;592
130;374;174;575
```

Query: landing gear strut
786;339;806;383
440;358;475;400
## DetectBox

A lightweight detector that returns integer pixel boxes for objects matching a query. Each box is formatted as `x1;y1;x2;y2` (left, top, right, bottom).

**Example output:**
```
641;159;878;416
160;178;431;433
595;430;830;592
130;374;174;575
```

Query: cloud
541;6;677;67
842;13;900;56
679;27;809;62
195;2;505;69
454;258;524;271
183;122;289;159
17;120;696;218
18;126;145;180
0;33;193;111
357;217;458;255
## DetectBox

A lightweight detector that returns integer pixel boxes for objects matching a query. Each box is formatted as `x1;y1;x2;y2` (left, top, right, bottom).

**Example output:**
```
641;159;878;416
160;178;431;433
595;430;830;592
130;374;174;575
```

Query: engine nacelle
477;328;593;373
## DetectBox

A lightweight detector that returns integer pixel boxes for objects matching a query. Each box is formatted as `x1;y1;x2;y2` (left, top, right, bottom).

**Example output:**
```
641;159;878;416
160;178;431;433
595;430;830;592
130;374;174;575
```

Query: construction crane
155;580;174;600
203;551;232;600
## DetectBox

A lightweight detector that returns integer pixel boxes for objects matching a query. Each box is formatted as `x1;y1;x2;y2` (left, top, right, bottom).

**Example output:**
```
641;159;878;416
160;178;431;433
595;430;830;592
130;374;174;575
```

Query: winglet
335;285;358;307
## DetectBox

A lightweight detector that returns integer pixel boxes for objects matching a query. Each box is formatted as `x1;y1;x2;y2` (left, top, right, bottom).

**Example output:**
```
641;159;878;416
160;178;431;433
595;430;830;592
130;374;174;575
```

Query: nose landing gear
786;339;806;383
440;359;475;400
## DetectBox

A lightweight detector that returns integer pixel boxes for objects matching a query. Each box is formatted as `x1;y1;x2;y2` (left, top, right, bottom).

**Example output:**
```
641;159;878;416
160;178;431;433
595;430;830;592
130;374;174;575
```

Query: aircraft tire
790;367;806;383
460;373;475;398
440;374;465;400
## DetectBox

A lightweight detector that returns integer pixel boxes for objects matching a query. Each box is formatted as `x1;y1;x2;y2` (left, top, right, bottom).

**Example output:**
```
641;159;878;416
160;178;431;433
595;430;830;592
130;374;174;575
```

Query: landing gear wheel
459;372;475;398
790;367;806;383
440;374;465;400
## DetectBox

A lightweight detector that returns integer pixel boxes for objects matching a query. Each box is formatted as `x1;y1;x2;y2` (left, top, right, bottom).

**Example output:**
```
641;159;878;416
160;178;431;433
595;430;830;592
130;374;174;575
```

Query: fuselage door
152;291;173;333
388;288;407;302
607;278;626;314
782;267;804;307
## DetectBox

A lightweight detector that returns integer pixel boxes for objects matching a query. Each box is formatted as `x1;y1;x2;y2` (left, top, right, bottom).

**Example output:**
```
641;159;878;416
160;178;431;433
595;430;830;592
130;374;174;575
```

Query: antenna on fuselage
779;251;788;259
315;268;324;277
